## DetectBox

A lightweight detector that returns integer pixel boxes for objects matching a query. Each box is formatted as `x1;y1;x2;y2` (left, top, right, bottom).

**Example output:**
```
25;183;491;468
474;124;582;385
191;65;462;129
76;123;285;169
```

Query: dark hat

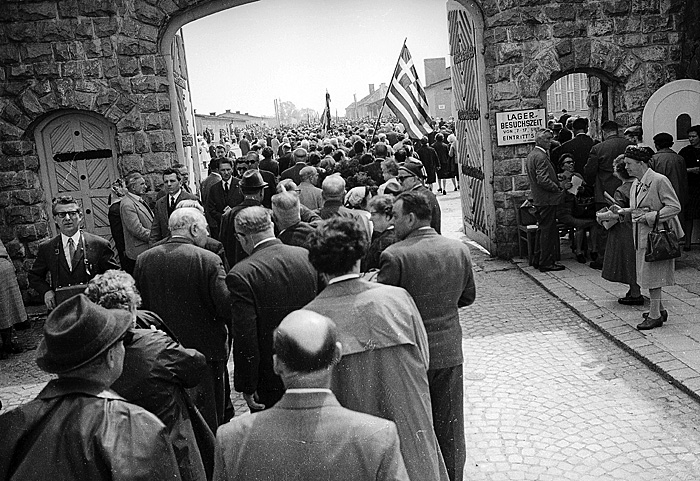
624;125;643;136
624;144;652;163
240;169;268;189
384;182;402;196
36;294;131;374
552;122;563;131
652;132;673;144
398;159;426;178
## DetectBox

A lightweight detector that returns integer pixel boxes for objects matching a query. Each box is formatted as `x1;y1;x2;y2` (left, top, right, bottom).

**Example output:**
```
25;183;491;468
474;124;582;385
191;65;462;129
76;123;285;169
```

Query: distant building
546;73;589;121
345;83;389;119
195;110;274;143
424;58;453;120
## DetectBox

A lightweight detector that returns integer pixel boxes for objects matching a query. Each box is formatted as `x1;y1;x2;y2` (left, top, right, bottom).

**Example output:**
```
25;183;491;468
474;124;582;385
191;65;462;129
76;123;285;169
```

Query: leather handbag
645;212;681;262
54;284;87;305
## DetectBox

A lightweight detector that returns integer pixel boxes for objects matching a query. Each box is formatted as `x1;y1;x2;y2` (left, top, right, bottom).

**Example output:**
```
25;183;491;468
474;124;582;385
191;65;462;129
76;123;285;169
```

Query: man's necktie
141;198;153;216
223;181;229;197
67;238;75;268
169;196;176;213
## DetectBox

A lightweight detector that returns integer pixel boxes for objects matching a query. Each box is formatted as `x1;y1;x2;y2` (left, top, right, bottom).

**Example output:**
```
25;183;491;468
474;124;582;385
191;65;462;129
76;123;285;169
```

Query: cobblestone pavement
463;249;700;480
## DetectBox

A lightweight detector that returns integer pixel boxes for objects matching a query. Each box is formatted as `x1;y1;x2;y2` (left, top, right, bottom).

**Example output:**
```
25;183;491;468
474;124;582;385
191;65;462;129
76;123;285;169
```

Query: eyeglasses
54;211;81;219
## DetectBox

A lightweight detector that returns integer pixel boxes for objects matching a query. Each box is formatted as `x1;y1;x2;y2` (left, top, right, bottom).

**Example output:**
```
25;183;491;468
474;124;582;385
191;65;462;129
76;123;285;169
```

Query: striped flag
386;43;433;139
321;91;331;134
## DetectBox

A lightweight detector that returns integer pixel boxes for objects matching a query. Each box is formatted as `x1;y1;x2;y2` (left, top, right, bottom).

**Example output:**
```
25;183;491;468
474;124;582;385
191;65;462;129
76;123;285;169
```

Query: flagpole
372;37;407;142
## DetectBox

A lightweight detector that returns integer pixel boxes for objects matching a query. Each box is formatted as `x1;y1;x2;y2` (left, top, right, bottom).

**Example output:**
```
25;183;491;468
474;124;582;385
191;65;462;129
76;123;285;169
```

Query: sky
182;0;451;118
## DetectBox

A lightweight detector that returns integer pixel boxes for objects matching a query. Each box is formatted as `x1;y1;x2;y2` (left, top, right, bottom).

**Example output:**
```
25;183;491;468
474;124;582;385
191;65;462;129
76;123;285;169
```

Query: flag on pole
386;43;433;139
321;90;331;134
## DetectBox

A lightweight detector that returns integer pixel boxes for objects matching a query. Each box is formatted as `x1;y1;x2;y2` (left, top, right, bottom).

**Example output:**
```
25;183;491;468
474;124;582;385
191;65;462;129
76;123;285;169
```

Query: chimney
236;111;240;114
209;112;216;116
244;112;248;116
369;84;375;95
424;58;446;87
225;109;231;113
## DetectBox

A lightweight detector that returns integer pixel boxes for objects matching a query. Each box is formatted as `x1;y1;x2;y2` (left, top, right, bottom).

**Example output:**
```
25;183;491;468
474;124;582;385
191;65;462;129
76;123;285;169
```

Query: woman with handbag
614;145;683;330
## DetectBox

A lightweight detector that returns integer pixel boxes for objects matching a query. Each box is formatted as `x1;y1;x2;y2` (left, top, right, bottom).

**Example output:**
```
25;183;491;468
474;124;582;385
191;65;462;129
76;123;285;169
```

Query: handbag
572;195;596;218
645;212;681;262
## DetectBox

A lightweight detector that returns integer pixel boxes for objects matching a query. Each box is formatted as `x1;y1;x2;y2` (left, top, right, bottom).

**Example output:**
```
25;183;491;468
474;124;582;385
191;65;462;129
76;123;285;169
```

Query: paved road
463;248;700;480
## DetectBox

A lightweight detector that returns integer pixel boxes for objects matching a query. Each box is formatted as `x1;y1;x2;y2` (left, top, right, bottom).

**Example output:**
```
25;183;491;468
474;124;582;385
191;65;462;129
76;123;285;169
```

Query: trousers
428;364;465;481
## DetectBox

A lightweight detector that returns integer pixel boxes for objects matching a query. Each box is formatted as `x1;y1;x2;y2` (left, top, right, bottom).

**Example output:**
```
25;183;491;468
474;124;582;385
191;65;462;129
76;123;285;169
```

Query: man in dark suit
219;169;266;267
584;120;632;268
277;143;293;173
213;310;409;481
108;179;128;268
272;191;315;248
396;159;442;234
205;158;243;239
226;207;318;412
149;167;199;245
119;172;153;274
240;151;276;208
378;191;475;481
200;154;222;206
280;147;309;185
135;207;231;433
525;129;567;271
28;196;119;311
552;117;598;176
258;146;279;177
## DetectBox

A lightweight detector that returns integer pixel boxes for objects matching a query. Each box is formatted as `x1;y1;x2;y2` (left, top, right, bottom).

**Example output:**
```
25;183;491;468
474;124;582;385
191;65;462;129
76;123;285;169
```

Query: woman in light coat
614;145;683;330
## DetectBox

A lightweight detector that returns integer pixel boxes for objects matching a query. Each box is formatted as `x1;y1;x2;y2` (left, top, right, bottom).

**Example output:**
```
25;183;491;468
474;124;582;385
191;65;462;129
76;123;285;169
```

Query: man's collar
328;273;361;285
535;146;547;153
253;237;277;250
285;388;332;394
61;231;81;246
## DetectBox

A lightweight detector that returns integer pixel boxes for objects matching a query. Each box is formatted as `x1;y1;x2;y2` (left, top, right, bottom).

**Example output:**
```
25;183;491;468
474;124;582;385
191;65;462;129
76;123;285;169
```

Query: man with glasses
0;294;181;481
29;196;118;311
396;159;442;234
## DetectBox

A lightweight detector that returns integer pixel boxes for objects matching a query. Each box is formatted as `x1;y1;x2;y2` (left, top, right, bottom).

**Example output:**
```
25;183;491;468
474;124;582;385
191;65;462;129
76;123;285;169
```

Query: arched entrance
642;79;700;150
34;110;120;242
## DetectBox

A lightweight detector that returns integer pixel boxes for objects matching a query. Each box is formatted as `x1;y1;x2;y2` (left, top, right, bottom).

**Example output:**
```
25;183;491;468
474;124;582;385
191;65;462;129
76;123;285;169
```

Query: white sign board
495;108;546;146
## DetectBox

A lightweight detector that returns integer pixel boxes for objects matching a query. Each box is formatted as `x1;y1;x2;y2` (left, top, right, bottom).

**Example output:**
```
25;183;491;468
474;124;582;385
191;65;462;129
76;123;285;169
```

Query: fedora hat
398;159;426;178
36;294;132;374
240;169;268;189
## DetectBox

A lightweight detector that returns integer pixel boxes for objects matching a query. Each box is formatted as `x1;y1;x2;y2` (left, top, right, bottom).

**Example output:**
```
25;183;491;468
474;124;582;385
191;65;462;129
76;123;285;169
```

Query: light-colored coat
631;168;683;289
120;192;153;260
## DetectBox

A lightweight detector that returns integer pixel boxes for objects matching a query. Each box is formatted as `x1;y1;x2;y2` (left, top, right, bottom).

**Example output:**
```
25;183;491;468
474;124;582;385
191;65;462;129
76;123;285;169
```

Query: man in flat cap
396;159;442;233
213;310;409;481
651;132;689;217
0;294;181;481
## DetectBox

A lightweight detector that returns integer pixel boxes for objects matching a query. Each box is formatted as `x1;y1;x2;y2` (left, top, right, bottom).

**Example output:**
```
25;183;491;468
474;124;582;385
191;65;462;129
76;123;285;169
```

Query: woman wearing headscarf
613;145;683;330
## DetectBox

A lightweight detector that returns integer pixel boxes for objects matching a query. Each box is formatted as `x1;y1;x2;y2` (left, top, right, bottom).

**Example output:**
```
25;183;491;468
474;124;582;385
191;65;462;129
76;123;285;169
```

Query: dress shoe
590;252;599;262
643;310;668;324
576;253;586;263
539;264;565;272
637;316;663;330
13;320;31;331
589;260;603;270
618;295;644;306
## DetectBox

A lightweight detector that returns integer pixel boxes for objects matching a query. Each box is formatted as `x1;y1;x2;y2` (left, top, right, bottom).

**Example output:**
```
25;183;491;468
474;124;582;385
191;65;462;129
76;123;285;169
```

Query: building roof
425;66;451;89
345;84;389;110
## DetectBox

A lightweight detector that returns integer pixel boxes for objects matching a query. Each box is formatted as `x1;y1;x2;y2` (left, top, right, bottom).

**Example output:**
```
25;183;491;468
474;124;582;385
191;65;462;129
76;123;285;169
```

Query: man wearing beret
0;295;181;481
396;159;442;234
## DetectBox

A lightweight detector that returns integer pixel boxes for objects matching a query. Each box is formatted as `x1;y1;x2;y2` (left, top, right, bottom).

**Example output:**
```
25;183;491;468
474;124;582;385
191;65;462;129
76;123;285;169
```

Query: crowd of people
0;120;477;481
526;115;698;331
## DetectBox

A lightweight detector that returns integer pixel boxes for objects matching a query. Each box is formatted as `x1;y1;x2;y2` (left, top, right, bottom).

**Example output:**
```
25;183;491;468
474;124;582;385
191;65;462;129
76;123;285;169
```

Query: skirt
0;258;27;329
635;248;675;290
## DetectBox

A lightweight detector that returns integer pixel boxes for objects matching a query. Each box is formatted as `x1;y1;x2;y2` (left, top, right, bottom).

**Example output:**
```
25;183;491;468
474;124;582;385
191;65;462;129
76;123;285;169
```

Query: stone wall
476;0;691;257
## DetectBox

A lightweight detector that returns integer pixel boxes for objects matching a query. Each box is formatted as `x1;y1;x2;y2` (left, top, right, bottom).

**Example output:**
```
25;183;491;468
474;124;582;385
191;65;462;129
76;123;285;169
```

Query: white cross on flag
386;43;434;139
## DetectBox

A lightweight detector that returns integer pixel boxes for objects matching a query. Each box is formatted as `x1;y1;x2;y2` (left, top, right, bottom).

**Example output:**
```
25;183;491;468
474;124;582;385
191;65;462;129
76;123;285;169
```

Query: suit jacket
134;237;231;361
200;173;221;206
277;152;293;173
205;179;244;239
108;200;127;266
297;181;323;210
315;200;372;242
650;148;689;207
525;146;563;206
258;169;277;209
120;193;154;260
225;240;318;402
258;158;279;177
278;221;315;248
219;198;262;267
409;184;442;233
304;279;448;481
149;191;199;245
378;228;476;370
584;134;632;203
280;162;307;185
630;168;683;248
28;232;119;297
213;390;409;481
551;133;598;175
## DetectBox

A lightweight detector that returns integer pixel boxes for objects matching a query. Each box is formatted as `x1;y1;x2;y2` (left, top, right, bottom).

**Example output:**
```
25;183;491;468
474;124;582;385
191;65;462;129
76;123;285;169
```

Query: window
579;89;589;110
567;75;575;90
567;91;576;111
555;92;562;111
677;114;691;140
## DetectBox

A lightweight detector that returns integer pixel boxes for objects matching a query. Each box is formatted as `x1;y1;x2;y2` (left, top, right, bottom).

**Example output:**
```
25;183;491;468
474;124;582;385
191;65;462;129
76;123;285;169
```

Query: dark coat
280;162;307;185
112;328;213;481
205;178;244;239
525;146;563;206
361;159;385;185
134;237;231;361
362;227;396;271
258;158;279;177
408;184;442;233
258;169;277;209
551;133;598;176
225;239;318;406
277;152;293;173
108;200;127;267
650;148;689;207
584;134;632;203
378;228;476;370
149;190;199;245
278;221;315;248
0;378;181;481
416;145;439;183
219;198;262;267
28;231;119;297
